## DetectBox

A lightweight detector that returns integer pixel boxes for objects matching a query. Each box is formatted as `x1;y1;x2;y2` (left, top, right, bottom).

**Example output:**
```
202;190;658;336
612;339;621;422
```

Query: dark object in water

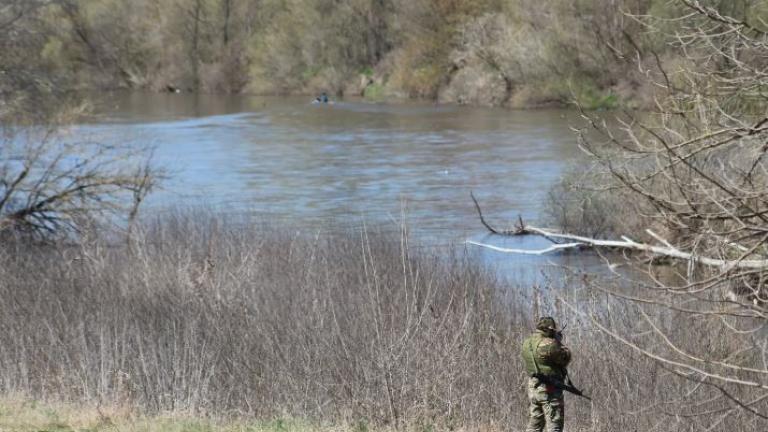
314;92;329;104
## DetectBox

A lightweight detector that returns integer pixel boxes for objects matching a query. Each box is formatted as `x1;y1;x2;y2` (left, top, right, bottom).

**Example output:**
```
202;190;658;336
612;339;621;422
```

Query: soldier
521;316;571;432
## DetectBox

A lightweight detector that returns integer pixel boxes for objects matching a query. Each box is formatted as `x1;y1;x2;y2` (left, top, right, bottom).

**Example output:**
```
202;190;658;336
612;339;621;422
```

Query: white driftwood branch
467;226;768;270
468;193;768;270
465;241;587;255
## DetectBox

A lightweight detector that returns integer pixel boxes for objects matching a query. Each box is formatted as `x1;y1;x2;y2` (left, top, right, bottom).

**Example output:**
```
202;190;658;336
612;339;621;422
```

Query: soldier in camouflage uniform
521;317;571;432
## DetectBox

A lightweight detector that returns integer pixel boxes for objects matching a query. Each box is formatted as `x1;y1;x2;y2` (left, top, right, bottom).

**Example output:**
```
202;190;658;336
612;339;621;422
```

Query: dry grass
0;396;311;431
0;396;511;432
0;211;765;431
0;212;525;424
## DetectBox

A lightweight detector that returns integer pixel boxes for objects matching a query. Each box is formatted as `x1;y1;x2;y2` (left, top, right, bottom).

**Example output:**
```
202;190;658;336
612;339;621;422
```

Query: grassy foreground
0;398;507;432
0;398;319;432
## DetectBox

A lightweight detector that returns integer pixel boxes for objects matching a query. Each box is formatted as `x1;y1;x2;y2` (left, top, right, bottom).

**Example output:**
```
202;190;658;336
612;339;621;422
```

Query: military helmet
536;316;557;331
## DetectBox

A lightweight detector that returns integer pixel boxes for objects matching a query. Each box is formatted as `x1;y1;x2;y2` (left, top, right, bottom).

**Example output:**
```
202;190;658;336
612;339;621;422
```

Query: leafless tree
0;126;160;239
0;1;160;240
470;0;768;421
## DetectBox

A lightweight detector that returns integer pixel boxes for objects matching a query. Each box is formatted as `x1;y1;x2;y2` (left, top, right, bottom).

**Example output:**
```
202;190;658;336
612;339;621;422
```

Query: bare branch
469;224;768;269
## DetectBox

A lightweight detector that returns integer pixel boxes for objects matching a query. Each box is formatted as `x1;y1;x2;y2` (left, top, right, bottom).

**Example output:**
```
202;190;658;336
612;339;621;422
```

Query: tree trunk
222;0;232;46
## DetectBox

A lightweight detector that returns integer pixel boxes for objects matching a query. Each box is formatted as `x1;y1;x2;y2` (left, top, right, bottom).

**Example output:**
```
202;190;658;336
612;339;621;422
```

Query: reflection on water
81;92;606;277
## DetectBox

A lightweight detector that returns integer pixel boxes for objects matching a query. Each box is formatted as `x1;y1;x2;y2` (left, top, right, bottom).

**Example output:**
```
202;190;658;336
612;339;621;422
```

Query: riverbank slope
8;0;721;110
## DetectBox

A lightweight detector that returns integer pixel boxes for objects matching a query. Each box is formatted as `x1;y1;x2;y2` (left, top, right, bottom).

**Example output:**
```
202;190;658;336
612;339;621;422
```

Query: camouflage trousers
525;376;565;432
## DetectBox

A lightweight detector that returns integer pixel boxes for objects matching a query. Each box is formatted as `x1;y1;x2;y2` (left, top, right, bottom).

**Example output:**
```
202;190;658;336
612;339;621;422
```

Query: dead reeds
0;211;764;431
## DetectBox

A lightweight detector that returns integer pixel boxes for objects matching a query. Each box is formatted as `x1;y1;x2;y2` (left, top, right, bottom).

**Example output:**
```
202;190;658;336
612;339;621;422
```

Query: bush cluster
1;213;765;431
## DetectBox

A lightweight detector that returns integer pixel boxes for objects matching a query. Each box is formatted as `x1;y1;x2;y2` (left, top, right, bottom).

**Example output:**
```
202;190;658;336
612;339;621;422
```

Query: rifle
532;372;592;401
554;323;567;343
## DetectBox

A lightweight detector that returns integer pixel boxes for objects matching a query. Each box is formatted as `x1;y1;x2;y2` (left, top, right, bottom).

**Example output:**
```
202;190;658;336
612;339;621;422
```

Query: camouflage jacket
521;330;571;380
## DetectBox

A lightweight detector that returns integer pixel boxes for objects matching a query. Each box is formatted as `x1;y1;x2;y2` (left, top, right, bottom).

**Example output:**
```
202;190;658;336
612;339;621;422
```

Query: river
80;92;605;276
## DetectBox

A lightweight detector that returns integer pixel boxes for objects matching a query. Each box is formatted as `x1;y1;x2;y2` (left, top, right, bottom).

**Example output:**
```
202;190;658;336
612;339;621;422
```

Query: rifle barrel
533;374;591;400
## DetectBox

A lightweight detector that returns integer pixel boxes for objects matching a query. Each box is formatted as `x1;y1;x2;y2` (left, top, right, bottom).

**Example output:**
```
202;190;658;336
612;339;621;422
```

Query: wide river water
80;93;605;276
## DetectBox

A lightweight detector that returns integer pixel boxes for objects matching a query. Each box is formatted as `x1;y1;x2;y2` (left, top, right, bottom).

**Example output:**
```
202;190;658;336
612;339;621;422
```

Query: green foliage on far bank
11;0;768;108
6;1;768;108
363;83;385;100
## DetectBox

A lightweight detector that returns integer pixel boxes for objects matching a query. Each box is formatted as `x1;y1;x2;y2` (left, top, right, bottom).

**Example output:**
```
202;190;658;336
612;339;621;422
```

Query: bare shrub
543;165;643;238
0;213;521;422
1;1;160;239
473;2;768;424
0;125;160;239
576;5;768;421
1;211;764;430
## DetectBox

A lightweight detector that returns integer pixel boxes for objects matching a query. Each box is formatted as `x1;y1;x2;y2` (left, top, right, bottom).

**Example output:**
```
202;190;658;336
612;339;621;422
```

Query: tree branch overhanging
467;195;768;270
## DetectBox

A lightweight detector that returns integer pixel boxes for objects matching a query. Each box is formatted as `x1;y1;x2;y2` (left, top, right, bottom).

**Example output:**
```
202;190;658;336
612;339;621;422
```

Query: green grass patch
0;399;348;432
301;66;322;82
571;80;619;110
363;83;385;100
583;92;618;110
360;67;374;78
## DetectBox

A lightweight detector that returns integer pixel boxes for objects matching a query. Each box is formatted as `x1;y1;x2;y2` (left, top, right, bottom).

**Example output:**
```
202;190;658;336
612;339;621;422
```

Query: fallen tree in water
468;193;768;270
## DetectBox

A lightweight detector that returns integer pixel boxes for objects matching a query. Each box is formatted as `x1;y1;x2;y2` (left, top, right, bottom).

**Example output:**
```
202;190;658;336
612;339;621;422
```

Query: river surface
80;92;605;276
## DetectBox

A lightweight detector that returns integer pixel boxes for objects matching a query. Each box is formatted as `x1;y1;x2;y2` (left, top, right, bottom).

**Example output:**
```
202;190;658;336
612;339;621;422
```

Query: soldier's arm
537;339;571;368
